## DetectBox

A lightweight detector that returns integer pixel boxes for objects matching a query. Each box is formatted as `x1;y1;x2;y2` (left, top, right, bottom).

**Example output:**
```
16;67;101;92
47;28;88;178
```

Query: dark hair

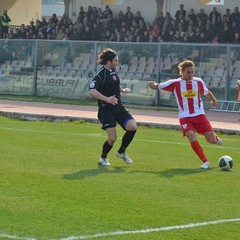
97;48;117;65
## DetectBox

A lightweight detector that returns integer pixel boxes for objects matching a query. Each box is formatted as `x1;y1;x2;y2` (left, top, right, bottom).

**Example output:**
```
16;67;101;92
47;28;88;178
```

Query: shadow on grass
63;166;214;180
153;167;214;178
63;165;128;180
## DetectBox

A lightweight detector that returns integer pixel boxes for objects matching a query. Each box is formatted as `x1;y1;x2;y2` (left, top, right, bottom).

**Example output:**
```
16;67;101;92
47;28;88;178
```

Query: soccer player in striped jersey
148;60;222;169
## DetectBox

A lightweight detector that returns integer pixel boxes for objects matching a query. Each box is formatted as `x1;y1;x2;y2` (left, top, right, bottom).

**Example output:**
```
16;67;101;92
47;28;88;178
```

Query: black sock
101;141;112;158
118;130;136;154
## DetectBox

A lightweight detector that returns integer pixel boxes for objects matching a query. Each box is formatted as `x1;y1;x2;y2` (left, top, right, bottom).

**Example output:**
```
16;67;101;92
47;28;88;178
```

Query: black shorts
98;104;134;130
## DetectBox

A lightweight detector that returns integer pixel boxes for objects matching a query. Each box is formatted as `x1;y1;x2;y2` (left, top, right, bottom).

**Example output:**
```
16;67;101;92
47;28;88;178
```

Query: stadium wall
1;0;238;26
70;0;239;23
0;0;41;26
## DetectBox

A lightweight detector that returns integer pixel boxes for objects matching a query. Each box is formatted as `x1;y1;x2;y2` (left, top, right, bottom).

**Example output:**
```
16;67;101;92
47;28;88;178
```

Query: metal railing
0;39;239;109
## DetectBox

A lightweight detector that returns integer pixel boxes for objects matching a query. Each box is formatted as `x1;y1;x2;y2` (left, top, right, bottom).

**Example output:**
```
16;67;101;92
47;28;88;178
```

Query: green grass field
0;116;240;240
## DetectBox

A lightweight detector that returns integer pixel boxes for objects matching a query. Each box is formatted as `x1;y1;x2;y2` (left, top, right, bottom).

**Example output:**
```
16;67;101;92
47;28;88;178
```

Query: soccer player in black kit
89;48;137;166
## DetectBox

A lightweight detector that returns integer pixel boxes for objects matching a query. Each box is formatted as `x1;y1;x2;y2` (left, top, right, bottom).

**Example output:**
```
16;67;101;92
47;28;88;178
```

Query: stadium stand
0;4;240;106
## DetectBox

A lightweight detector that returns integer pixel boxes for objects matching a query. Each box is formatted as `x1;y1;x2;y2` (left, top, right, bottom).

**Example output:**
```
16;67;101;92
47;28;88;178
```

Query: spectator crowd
2;4;240;44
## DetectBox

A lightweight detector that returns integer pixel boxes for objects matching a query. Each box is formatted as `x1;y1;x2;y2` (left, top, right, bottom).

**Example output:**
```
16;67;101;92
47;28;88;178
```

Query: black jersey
89;66;122;109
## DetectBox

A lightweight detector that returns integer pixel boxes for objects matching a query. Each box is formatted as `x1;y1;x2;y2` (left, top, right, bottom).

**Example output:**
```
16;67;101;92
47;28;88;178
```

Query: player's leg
119;119;137;153
196;115;222;145
180;117;209;169
116;107;137;164
185;130;209;166
193;115;222;168
98;110;117;166
204;131;222;145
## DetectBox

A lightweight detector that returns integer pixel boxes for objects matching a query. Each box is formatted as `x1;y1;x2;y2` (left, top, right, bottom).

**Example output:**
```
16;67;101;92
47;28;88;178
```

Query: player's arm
206;90;217;107
89;89;118;105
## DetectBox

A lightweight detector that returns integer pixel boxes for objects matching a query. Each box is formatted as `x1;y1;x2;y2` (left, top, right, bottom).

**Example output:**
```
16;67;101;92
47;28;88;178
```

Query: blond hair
178;60;195;75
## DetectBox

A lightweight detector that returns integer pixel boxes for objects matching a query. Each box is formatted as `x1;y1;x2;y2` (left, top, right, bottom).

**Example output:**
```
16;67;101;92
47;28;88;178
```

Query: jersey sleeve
158;79;178;92
202;80;209;95
196;77;209;95
89;74;101;91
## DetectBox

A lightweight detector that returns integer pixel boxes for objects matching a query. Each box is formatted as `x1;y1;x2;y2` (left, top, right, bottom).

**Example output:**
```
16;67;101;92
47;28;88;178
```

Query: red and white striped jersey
158;77;209;119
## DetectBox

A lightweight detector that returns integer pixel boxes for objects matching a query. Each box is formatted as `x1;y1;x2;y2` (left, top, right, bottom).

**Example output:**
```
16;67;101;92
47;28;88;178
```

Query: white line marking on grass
1;218;240;240
0;127;102;137
59;218;240;240
0;233;36;240
0;127;239;151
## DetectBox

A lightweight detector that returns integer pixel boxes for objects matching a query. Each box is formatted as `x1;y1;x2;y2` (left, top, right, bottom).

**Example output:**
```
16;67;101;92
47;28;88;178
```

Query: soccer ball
237;79;240;86
218;155;233;171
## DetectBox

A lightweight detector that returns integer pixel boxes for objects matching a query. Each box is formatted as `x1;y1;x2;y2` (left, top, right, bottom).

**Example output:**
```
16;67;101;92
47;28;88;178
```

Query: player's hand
210;100;217;108
148;81;158;90
122;88;131;93
108;95;118;105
